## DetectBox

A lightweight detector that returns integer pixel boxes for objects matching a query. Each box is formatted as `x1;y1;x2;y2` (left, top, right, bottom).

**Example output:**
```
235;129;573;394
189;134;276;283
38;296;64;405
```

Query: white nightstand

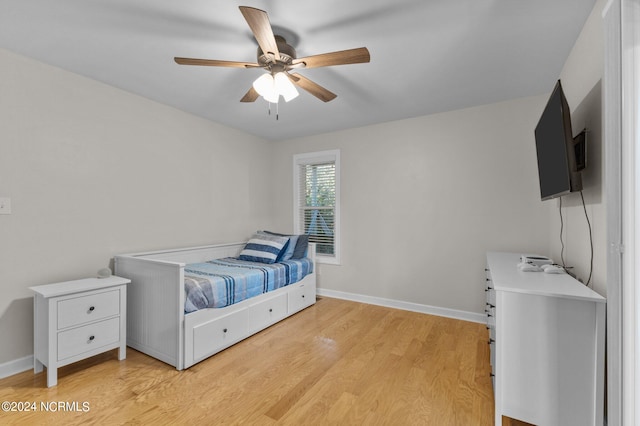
30;276;129;387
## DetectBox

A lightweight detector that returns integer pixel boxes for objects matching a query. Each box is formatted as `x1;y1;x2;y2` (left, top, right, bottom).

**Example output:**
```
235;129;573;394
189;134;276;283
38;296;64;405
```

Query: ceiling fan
174;6;370;104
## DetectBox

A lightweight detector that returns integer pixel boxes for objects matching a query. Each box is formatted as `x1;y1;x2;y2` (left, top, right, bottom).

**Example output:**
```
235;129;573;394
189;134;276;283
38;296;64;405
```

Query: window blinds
297;161;336;256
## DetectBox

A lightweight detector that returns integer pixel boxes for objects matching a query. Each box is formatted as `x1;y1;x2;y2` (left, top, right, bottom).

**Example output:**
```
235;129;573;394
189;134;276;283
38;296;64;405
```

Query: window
293;150;340;264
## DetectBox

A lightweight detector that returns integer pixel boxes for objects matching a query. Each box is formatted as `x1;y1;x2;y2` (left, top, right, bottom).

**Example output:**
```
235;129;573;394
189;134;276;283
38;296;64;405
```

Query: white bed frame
114;242;316;370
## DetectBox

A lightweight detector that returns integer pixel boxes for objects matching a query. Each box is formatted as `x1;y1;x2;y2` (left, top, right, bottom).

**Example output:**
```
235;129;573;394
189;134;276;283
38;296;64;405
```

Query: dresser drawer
57;289;120;329
57;317;120;361
248;293;288;333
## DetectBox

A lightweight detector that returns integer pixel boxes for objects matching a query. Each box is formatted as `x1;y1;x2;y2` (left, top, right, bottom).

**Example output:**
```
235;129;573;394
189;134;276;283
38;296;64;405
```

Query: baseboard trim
0;355;33;380
316;288;485;323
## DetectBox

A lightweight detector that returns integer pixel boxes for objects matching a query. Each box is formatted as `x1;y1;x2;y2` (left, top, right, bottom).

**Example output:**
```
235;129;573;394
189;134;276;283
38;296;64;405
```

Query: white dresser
485;252;605;426
30;276;129;387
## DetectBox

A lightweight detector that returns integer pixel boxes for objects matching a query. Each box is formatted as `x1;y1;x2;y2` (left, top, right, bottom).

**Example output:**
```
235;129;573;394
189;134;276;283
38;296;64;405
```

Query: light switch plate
0;198;12;214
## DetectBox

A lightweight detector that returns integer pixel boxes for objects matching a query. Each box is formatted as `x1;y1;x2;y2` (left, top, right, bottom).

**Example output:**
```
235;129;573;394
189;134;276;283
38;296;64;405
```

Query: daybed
114;239;316;370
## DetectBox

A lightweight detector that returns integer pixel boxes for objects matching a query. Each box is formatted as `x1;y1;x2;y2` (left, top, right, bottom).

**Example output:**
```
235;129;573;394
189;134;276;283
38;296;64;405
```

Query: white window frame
293;150;341;265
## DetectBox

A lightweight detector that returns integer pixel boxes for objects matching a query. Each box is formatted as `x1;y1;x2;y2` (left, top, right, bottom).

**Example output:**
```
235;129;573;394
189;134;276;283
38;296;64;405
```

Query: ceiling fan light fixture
274;72;299;102
253;71;298;103
253;73;280;103
253;73;276;98
263;92;279;103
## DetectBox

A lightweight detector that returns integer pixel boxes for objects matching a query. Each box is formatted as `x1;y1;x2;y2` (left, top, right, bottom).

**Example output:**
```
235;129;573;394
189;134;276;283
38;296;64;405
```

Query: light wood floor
0;297;510;425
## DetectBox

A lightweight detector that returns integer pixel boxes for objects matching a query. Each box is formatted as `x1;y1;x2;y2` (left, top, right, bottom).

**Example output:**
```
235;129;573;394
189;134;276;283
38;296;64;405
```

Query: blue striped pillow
238;234;289;264
258;230;296;261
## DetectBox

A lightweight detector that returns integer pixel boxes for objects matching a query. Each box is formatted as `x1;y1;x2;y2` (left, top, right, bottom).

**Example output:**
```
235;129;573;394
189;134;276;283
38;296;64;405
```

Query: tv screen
534;80;582;200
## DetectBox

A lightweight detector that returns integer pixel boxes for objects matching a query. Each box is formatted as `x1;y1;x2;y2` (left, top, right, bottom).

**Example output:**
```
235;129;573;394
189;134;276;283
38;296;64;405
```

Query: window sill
315;256;340;266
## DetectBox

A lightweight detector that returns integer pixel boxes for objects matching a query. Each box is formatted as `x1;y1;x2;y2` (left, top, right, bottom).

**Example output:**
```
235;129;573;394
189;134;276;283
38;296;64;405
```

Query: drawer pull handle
89;335;95;342
88;306;95;312
486;303;495;308
302;295;305;298
223;328;228;333
490;373;495;378
269;308;273;312
488;339;495;345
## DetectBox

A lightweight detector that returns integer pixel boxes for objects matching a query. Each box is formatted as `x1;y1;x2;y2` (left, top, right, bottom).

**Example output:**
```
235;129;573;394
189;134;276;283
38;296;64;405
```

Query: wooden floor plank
0;297;496;425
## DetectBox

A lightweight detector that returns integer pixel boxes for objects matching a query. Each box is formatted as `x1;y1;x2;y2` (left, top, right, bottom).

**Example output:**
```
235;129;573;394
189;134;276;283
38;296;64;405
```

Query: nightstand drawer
57;317;120;361
57;289;120;329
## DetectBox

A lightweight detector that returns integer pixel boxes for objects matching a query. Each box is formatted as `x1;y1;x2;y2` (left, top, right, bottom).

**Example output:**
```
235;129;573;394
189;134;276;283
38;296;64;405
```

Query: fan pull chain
266;102;280;120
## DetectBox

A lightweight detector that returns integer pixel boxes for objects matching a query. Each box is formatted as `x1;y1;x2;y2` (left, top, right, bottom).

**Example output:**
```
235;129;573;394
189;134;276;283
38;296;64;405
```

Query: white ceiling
0;0;595;141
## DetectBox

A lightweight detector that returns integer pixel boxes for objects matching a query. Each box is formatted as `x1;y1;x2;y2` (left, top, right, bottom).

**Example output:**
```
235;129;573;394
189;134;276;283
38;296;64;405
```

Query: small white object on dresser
29;276;129;387
486;252;606;426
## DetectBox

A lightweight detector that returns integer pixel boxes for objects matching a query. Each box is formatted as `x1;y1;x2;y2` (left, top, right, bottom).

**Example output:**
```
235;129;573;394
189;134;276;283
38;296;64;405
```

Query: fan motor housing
258;35;296;67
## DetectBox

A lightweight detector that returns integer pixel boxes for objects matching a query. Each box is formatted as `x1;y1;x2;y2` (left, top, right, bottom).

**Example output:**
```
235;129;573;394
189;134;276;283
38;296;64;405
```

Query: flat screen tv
534;80;585;201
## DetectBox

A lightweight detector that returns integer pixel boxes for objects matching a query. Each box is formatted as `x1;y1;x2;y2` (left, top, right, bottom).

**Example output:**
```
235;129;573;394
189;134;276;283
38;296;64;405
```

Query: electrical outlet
0;198;12;215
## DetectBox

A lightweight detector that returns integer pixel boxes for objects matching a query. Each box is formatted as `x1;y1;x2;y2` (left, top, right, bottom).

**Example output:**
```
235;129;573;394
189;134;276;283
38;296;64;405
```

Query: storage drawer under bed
247;293;288;333
288;282;315;313
192;308;249;362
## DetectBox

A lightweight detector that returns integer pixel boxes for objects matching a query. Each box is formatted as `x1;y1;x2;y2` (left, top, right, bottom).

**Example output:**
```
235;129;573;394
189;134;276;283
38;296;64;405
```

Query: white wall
0;48;273;365
548;0;606;296
271;96;551;315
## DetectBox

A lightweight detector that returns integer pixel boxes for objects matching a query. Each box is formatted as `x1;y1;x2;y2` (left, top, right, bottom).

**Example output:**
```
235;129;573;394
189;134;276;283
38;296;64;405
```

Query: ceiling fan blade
239;6;280;61
240;86;260;103
174;57;259;68
288;73;337;102
292;47;370;69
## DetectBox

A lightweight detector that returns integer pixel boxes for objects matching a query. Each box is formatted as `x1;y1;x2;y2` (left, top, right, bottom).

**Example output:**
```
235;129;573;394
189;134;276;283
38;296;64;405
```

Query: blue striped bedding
183;257;313;313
